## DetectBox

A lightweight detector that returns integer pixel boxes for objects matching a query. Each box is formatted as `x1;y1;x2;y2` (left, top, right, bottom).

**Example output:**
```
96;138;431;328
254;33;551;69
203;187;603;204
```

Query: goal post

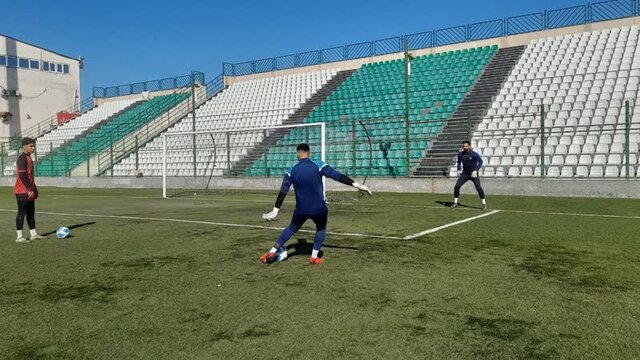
161;122;326;198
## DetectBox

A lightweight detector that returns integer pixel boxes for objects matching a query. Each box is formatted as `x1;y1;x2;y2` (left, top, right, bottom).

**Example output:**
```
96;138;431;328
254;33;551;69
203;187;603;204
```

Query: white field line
0;209;402;240
403;210;501;240
39;194;640;219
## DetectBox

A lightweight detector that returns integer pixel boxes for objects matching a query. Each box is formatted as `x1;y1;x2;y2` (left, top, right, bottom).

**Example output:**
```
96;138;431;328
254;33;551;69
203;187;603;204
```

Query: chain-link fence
0;73;225;178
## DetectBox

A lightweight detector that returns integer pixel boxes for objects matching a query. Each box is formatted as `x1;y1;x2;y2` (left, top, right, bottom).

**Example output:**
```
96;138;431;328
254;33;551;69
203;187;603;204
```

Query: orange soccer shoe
309;257;324;265
261;252;276;264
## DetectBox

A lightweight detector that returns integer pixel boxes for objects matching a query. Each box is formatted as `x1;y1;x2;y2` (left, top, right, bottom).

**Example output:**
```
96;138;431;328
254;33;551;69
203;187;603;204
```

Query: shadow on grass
286;239;358;258
435;200;482;210
41;222;96;237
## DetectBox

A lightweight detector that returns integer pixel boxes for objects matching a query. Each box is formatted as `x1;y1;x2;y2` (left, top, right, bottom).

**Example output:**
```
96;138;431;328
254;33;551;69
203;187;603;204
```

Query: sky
3;0;591;98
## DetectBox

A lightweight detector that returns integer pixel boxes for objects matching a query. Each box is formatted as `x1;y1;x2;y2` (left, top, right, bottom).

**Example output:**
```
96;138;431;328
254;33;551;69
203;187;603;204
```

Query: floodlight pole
403;37;411;177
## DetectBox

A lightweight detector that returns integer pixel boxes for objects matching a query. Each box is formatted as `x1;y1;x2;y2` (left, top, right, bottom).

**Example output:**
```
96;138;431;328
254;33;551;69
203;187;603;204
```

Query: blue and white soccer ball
275;246;288;262
56;226;70;239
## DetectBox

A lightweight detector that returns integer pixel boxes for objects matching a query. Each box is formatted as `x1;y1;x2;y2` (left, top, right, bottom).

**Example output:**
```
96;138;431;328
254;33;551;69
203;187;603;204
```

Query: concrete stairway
228;69;356;176
413;45;526;176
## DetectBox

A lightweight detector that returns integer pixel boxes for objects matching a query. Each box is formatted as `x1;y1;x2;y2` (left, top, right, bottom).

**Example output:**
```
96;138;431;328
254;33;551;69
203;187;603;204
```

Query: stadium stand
245;46;497;177
470;26;640;178
36;93;190;176
111;70;337;177
35;99;141;158
414;46;526;175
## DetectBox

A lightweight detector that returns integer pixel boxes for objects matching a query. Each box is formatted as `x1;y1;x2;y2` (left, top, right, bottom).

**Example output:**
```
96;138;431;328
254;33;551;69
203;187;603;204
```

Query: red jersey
14;152;37;200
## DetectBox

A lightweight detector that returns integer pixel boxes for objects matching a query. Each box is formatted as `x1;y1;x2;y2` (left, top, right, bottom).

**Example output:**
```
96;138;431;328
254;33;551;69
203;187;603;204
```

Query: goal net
161;122;326;198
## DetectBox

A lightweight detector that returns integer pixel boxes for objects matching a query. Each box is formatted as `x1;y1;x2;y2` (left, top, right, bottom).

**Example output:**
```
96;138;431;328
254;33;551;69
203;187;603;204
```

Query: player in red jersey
14;137;45;243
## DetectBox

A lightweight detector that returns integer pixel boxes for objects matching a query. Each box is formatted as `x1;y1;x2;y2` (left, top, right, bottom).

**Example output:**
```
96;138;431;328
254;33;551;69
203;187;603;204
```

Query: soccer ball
275;246;288;262
56;226;70;239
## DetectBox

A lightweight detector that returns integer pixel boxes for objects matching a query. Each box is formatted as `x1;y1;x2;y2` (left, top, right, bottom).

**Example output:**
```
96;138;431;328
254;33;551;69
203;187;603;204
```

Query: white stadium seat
111;70;337;177
472;26;640;178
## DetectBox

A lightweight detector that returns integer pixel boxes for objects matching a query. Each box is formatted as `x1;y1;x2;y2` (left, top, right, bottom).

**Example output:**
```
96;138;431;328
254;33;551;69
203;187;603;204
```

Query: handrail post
86;140;90;177
135;135;139;173
352;120;357;176
263;129;269;177
191;71;198;178
540;104;546;179
110;133;114;177
625;100;630;179
403;38;411;177
50;143;54;176
226;132;231;175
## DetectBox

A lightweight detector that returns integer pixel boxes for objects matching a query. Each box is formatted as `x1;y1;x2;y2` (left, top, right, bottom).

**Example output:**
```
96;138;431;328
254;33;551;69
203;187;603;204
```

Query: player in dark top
451;140;487;210
14;137;45;243
261;143;371;264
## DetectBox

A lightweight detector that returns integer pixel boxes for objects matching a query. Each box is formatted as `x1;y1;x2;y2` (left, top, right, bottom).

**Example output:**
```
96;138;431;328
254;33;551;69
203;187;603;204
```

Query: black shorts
291;210;328;231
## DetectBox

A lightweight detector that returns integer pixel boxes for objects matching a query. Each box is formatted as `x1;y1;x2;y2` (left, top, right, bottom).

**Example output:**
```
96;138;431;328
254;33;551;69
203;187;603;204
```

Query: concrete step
412;45;526;176
228;69;357;176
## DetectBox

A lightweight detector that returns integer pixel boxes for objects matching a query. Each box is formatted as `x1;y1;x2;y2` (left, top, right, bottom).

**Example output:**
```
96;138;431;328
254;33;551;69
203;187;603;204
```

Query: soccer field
1;187;639;359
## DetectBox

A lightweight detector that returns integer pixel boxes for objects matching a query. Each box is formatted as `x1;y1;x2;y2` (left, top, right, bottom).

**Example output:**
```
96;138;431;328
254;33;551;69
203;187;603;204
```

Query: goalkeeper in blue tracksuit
451;140;487;210
261;143;371;264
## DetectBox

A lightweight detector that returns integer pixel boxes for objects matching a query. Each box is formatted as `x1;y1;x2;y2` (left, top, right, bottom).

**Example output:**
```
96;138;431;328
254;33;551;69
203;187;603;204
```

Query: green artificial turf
0;187;639;359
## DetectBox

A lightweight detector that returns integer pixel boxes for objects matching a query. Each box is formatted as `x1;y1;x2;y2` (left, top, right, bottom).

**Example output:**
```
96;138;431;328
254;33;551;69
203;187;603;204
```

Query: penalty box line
403;210;501;240
0;209;403;240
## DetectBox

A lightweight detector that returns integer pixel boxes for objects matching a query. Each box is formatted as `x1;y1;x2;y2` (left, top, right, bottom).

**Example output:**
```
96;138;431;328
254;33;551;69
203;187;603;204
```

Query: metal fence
0;73;220;178
223;0;640;76
3;98;638;180
92;72;206;98
127;99;639;180
469;102;640;179
2;96;96;152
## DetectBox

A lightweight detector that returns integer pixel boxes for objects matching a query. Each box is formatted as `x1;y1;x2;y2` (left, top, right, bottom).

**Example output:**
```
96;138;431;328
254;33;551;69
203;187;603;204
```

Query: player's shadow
286;239;358;258
41;222;96;238
435;201;482;210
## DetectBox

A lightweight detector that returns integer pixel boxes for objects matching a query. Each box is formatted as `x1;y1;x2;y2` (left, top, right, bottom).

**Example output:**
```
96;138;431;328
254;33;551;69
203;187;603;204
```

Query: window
63;64;69;74
56;64;63;72
49;63;57;72
43;61;49;71
0;55;5;66
30;60;39;70
7;56;18;67
18;58;29;68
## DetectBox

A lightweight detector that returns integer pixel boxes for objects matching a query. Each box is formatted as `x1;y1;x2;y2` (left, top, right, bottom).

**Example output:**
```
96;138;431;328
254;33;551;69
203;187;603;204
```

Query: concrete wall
0;35;81;138
224;16;640;85
1;176;638;199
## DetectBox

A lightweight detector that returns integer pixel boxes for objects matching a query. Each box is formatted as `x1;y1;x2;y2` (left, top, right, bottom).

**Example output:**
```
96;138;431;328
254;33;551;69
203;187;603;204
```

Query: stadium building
0;34;81;139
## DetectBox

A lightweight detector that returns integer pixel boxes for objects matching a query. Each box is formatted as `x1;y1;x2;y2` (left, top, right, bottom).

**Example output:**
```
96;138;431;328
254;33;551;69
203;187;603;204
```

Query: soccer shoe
15;237;30;244
482;204;489;211
30;234;46;240
260;252;276;264
450;203;459;209
309;257;324;265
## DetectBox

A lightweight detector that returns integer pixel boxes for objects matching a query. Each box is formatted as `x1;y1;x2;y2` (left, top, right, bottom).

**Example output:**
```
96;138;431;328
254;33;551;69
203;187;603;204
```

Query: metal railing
96;74;225;175
92;71;206;98
466;101;640;178
223;0;640;76
153;99;639;180
29;81;198;177
2;96;95;152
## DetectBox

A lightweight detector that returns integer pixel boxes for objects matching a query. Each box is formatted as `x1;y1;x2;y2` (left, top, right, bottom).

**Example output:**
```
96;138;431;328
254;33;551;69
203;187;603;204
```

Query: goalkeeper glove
471;170;478;178
262;207;279;221
352;182;372;196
